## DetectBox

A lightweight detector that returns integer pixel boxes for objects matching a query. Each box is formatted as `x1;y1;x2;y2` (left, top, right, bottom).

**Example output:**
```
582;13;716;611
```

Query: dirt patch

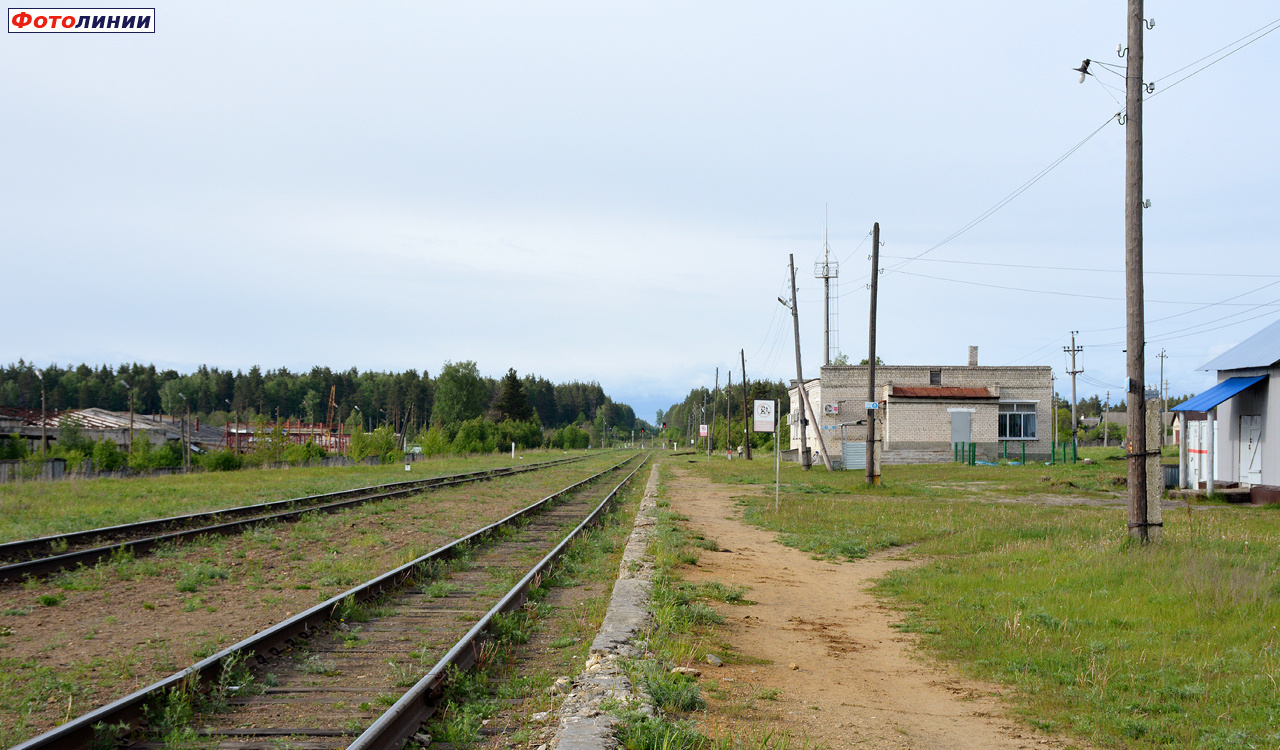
666;467;1088;749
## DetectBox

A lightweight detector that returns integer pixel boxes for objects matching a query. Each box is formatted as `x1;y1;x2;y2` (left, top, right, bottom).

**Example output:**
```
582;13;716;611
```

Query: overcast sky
4;2;1278;421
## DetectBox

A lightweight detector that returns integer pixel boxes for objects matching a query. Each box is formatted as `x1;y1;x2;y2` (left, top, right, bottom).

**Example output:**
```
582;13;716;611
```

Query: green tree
495;368;533;422
433;361;488;425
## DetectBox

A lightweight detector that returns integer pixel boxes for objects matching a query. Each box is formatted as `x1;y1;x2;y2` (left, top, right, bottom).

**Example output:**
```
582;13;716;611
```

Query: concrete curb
547;462;660;750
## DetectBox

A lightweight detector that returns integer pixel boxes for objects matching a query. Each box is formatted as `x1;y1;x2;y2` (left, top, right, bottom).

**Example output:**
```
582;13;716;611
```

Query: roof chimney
968;346;979;367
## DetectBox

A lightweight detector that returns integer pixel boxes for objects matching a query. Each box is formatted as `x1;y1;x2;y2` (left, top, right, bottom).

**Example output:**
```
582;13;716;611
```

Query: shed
1173;318;1280;490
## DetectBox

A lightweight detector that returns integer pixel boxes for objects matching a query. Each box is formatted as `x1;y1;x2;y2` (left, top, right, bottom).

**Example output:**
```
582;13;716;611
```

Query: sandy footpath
666;466;1088;750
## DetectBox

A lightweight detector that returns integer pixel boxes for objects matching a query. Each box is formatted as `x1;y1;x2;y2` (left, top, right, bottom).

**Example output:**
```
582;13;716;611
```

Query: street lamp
120;380;133;455
352;405;362;432
178;392;189;471
34;368;46;456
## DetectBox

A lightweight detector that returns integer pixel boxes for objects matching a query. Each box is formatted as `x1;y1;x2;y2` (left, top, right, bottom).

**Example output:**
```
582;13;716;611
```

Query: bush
200;449;243;472
93;437;128;472
451;417;496;454
282;440;326;464
495;418;542;450
413;425;450;457
0;432;28;460
348;425;401;463
548;424;589;450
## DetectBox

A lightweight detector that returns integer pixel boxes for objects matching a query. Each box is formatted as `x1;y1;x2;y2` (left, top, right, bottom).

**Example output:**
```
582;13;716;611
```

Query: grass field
683;449;1280;749
0;450;596;542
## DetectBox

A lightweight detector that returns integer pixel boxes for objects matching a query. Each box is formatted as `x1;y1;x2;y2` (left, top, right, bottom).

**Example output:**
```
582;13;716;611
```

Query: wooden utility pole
712;368;718;457
1104;390;1110;448
741;349;752;460
866;222;881;485
787;254;811;470
785;254;834;471
1125;0;1153;541
1065;331;1083;455
726;371;733;456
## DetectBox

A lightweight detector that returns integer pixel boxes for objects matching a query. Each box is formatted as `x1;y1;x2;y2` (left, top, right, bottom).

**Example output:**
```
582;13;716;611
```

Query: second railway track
7;452;649;750
0;455;586;581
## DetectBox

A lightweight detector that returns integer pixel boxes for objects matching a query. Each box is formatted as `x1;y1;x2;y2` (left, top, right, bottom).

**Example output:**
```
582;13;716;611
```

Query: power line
879;116;1116;276
1150;16;1280;94
1080;279;1280;333
891;269;1280;307
877;255;1280;279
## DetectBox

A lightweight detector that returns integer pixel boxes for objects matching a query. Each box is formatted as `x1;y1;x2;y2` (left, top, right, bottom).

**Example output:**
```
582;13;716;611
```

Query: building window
998;402;1037;439
930;369;942;386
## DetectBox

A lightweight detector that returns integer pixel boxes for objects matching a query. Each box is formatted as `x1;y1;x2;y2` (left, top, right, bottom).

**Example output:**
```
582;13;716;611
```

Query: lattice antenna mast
814;205;839;366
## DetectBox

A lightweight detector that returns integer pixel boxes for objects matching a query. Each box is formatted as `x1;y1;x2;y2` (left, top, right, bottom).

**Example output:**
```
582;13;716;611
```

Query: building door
950;410;971;446
1239;415;1263;485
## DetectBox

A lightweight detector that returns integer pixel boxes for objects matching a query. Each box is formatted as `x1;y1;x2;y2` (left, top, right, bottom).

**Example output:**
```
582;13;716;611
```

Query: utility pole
1065;331;1083;455
1157;348;1168;448
866;222;881;485
782;254;834;471
703;389;709;457
712;368;719;457
35;368;46;456
784;254;811;469
1104;390;1110;448
1125;0;1153;541
815;205;838;366
1051;373;1058;449
726;371;733;456
741;349;751;460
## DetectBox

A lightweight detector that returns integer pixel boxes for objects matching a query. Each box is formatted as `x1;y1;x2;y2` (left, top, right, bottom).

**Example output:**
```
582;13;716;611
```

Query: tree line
659;379;792;451
0;359;641;434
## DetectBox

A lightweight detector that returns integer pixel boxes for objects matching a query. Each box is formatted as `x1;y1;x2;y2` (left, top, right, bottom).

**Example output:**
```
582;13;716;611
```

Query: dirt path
667;467;1085;750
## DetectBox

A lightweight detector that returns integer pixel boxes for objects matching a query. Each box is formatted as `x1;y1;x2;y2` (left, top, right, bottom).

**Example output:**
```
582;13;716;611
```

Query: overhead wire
1149;15;1280;98
877;256;1280;279
890;270;1280;307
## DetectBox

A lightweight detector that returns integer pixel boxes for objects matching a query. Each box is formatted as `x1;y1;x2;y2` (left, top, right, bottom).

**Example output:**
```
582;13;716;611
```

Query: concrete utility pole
35;368;46;456
1157;348;1168;448
1125;0;1154;541
785;254;811;470
866;222;881;485
1065;331;1083;454
741;349;752;460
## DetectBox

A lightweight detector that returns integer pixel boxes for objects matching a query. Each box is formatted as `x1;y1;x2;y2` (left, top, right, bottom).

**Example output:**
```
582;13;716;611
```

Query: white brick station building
788;346;1053;465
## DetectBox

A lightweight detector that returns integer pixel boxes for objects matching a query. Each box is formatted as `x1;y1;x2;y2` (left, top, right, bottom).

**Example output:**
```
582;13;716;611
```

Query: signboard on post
699;424;709;437
753;400;777;433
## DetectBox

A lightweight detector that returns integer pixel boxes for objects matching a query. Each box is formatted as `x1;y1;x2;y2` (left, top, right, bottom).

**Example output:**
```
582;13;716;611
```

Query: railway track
0;455;586;581
12;452;648;750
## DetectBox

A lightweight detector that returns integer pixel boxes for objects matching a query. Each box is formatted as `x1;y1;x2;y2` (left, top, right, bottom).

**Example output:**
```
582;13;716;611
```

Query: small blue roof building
1173;317;1280;488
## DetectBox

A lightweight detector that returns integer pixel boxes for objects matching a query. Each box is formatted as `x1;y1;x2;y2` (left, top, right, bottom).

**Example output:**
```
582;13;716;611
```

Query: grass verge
685;451;1280;749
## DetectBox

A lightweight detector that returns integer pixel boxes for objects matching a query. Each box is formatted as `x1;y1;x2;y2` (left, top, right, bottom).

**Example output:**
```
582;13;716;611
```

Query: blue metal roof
1172;375;1267;412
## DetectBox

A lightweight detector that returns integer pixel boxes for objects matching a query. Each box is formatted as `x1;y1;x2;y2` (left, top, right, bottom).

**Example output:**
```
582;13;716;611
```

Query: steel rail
0;456;586;581
9;452;643;750
350;454;650;750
